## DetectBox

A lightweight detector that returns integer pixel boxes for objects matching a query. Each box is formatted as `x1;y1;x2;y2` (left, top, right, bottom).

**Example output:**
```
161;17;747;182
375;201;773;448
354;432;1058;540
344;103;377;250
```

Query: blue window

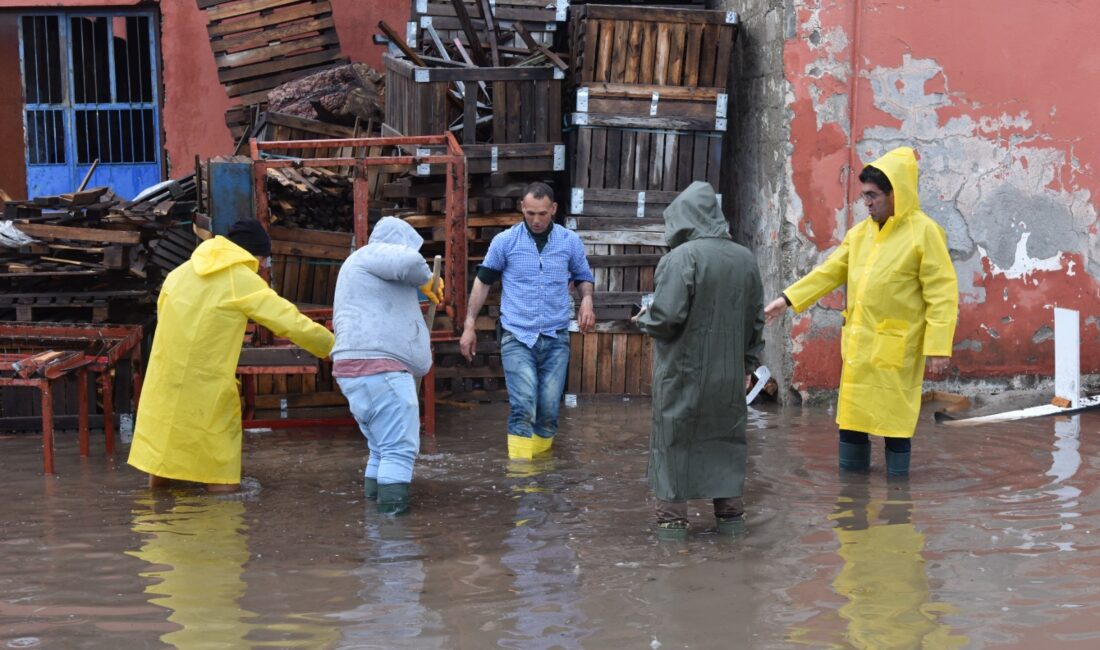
19;12;162;199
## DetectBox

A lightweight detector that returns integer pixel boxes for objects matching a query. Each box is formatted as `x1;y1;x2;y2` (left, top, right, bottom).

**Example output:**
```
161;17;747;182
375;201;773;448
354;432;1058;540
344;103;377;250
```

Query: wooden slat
206;0;310;22
212;16;335;54
611;334;627;394
13;223;140;245
582;333;598;393
216;32;340;69
217;47;345;84
596;331;613;393
208;2;330;37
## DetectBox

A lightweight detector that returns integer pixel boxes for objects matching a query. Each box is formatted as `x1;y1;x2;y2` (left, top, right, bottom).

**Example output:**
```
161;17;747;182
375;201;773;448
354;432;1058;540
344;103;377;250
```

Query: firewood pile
0;176;199;323
266;166;353;232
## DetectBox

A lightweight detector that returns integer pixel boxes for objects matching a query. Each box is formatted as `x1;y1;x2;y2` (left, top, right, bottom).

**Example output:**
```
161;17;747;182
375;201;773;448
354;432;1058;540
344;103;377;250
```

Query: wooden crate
570;126;722;202
570;4;739;88
571;83;728;132
198;0;349;137
568;329;653;396
410;0;567;50
383;54;565;174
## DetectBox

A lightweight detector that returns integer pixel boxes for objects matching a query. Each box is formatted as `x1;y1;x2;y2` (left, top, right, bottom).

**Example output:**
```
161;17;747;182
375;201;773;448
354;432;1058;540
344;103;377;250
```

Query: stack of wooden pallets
564;4;739;397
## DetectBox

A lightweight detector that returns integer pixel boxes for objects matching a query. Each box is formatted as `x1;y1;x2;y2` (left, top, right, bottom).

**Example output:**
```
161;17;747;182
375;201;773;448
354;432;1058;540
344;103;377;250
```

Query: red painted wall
0;1;408;190
783;0;1100;391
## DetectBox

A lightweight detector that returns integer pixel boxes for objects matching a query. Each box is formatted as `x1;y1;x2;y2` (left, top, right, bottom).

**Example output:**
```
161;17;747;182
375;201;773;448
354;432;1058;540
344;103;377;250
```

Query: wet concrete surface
2;400;1100;649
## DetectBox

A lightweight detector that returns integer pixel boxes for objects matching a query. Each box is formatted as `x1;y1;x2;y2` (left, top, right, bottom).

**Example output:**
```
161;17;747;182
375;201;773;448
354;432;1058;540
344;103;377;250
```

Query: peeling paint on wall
777;0;1100;398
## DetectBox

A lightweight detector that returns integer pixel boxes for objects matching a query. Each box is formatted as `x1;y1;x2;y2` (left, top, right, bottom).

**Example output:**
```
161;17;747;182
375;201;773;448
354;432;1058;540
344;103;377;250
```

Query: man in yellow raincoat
128;220;334;492
764;147;958;476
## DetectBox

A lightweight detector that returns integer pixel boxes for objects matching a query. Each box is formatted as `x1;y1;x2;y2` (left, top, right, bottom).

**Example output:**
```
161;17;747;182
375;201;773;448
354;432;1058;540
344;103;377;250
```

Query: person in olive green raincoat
765;147;958;476
635;181;765;535
128;220;334;492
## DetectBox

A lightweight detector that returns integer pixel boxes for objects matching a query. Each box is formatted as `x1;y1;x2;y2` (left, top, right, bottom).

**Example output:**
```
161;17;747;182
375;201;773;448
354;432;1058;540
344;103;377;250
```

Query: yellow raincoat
128;236;334;484
784;147;958;438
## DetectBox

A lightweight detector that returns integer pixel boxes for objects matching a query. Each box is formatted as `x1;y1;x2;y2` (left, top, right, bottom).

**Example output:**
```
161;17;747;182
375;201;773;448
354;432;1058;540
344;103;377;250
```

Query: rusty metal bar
40;382;54;474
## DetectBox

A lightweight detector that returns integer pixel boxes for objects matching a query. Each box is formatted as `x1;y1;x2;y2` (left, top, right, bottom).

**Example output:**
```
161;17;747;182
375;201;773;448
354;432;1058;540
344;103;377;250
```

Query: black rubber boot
364;477;378;501
376;482;411;516
885;449;911;477
838;441;871;472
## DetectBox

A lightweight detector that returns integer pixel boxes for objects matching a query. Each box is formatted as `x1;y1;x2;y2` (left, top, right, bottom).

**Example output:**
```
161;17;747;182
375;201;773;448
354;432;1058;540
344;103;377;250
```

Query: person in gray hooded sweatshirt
634;181;765;538
332;217;443;515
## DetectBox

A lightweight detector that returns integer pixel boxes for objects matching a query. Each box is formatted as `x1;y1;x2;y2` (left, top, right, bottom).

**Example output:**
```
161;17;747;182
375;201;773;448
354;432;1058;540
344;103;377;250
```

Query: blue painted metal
208;160;255;236
18;11;162;200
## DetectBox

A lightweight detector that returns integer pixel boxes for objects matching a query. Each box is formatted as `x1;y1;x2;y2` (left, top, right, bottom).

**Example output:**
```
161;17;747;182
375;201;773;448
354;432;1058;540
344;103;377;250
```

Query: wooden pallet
198;0;349;137
568;329;653;395
570;126;723;199
383;54;564;174
570;4;738;88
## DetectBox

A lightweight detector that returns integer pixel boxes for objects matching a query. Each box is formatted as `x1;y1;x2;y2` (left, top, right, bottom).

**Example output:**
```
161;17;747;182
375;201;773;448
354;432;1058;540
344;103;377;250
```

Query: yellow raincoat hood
128;236;333;484
783;146;959;438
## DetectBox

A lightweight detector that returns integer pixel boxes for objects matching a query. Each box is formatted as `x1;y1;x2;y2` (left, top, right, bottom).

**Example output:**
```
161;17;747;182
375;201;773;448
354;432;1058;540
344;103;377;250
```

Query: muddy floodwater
3;400;1100;649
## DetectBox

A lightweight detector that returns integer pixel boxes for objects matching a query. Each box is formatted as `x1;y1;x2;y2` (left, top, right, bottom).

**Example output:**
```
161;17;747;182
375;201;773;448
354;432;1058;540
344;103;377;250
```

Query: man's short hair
858;165;893;195
522;181;555;204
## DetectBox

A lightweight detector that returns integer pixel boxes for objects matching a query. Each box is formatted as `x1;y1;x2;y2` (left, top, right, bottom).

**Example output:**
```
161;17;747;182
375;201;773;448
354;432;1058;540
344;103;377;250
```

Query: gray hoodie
331;217;433;376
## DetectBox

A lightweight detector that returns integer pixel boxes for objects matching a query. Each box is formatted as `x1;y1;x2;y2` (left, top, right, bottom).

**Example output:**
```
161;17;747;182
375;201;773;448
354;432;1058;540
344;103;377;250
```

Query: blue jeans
337;372;420;484
500;329;570;439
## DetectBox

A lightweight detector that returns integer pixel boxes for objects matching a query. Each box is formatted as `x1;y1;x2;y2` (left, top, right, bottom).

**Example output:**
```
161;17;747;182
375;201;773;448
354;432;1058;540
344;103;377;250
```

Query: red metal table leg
41;382;54;474
130;349;143;413
77;367;89;456
101;372;115;455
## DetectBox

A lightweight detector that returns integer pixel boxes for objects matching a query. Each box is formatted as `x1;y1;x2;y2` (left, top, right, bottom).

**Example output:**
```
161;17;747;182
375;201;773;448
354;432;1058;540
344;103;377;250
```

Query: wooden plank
635;131;651;191
662;132;679;192
649;131;665;190
580;6;733;25
714;23;734;88
14;223;140;245
269;225;352;247
611;333;627;394
577;230;667;246
216;47;344;84
623;245;640;292
270;239;348;261
668;23;687;86
596;333;613;393
476;0;502;67
684;23;703;87
582;333;598;393
212;16;335;54
604;128;622;189
610;19;631;84
534;80;549;142
581;19;600;84
492;80;507;144
568;331;584;394
640;335;653;394
585;254;664;268
205;0;307;22
677;130;695;190
207;2;330;38
573;127;592;189
619;130;636;190
626;333;643;395
463;86;478;145
595;18;614;82
590;127;608;190
654;23;670;85
639;21;657;84
699;24;718;87
451;0;490;66
624;20;643;85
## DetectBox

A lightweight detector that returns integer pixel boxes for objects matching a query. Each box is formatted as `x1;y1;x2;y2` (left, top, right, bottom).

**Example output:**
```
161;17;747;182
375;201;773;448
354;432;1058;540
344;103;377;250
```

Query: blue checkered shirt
482;223;595;348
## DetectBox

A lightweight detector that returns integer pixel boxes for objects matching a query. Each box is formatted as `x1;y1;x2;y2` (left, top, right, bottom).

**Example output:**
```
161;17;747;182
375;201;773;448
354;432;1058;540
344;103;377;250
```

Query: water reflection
790;477;967;648
128;495;257;649
498;458;588;649
332;517;446;649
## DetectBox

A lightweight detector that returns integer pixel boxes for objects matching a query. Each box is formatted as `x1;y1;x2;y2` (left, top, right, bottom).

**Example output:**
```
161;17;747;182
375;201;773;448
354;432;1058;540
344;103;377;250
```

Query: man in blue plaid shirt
460;182;596;460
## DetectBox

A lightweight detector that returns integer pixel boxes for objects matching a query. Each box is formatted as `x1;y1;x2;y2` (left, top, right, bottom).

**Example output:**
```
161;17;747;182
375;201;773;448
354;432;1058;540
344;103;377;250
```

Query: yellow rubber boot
507;434;536;461
531;435;554;456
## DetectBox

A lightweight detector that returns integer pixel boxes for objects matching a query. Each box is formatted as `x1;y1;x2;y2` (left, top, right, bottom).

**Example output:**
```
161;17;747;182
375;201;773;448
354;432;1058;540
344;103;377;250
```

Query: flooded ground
2;399;1100;649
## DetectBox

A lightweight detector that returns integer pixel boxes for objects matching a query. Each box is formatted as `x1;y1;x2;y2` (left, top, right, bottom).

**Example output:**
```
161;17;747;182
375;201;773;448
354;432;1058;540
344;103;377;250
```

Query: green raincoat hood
663;181;730;248
866;146;920;220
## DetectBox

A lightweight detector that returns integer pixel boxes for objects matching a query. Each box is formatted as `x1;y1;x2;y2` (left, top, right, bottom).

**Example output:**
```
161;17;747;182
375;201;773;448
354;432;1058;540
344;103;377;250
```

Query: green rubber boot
656;521;689;541
839;441;871;472
364;477;378;501
716;515;746;536
885;449;911;477
376;482;411;516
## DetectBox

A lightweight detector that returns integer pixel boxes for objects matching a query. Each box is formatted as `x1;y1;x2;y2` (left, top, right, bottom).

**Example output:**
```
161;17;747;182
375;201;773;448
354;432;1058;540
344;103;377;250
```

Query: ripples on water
1;403;1099;648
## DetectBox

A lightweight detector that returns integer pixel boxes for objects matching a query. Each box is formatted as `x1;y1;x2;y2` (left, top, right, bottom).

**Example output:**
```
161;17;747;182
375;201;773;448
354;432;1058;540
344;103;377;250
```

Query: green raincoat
784;147;958;438
638;181;765;501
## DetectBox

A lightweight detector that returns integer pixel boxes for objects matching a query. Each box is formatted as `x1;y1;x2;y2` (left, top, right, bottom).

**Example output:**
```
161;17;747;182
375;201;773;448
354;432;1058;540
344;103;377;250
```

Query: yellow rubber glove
419;276;444;305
